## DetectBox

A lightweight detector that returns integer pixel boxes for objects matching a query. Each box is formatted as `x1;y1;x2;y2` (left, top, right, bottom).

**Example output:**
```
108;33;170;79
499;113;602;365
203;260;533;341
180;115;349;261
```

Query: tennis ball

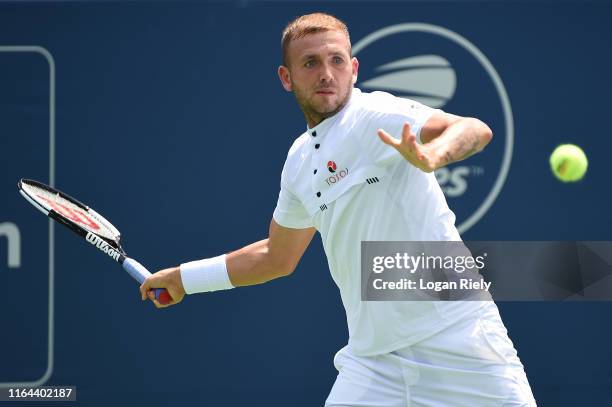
549;144;588;182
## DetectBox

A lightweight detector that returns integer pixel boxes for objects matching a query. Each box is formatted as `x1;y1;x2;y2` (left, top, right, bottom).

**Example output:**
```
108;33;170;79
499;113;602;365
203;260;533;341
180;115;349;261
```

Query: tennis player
141;13;536;406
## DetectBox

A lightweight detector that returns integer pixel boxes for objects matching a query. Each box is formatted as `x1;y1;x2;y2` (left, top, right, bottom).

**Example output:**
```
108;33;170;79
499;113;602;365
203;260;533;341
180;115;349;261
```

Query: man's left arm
377;112;493;173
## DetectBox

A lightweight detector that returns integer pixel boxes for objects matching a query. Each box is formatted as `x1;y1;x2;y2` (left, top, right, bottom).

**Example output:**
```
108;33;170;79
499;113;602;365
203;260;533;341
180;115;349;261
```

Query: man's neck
306;115;326;128
304;89;353;129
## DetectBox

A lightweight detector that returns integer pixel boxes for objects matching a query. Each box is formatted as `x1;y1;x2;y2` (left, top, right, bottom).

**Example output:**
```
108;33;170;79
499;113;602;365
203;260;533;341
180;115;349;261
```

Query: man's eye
333;56;344;64
305;60;316;68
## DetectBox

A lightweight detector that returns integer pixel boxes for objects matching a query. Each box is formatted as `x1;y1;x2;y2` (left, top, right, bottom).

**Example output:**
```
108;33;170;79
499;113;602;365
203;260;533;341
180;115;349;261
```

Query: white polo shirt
273;88;483;356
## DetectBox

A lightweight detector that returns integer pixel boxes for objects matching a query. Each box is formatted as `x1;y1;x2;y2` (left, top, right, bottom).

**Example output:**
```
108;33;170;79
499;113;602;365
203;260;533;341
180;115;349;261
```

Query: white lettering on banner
435;166;484;198
0;222;21;269
85;231;121;262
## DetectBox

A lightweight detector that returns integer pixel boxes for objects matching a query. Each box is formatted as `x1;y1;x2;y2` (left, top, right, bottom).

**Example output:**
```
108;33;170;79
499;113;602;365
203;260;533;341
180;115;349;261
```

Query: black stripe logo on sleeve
366;177;380;184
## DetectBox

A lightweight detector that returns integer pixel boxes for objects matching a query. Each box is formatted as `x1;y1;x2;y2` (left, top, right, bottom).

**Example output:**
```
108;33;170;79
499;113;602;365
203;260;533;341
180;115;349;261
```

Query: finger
165;289;182;305
152;298;170;309
408;134;422;158
377;128;400;148
401;124;421;153
401;122;415;146
139;283;148;301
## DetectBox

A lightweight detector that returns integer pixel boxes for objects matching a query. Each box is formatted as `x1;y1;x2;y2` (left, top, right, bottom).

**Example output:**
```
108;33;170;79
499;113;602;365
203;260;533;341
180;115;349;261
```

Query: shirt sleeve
272;159;314;229
397;97;441;143
360;93;442;167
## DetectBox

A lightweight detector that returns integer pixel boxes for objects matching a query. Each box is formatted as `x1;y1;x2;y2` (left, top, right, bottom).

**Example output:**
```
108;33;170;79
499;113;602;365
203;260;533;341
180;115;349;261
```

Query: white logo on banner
360;54;455;108
353;23;514;234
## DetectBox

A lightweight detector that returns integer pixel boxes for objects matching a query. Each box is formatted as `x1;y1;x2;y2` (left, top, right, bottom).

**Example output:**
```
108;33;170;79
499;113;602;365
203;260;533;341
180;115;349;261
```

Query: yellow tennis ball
549;144;588;182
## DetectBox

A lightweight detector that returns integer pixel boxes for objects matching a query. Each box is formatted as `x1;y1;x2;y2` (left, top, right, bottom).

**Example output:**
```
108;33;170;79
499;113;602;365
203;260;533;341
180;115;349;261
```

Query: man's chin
314;101;341;115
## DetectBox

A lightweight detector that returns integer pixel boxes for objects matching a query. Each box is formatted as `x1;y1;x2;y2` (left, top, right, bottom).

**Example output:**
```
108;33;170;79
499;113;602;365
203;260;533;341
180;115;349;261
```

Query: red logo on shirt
327;161;337;173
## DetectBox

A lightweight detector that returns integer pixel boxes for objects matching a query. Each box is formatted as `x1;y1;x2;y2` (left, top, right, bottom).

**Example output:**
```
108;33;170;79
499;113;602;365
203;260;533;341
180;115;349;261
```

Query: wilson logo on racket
86;232;121;261
327;161;337;173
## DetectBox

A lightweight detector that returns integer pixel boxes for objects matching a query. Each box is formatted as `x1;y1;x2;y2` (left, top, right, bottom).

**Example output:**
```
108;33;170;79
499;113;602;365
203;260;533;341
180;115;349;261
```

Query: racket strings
20;182;119;241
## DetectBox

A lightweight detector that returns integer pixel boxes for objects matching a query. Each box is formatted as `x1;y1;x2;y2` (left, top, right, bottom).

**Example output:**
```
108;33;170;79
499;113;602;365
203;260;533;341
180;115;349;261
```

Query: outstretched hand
139;266;186;309
377;122;439;173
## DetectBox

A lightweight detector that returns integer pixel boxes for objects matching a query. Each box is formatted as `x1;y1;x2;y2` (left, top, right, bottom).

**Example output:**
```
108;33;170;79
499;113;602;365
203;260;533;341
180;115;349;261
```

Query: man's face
279;30;359;125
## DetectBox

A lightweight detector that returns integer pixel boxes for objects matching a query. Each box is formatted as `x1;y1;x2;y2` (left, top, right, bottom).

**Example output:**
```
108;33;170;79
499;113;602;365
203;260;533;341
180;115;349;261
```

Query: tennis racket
18;178;172;305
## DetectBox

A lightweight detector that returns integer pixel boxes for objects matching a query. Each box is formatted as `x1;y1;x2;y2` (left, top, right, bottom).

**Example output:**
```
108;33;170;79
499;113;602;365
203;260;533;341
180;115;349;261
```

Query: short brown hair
281;13;351;66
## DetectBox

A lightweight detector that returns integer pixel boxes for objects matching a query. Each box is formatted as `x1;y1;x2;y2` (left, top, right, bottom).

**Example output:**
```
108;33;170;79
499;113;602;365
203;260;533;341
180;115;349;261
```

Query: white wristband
180;254;234;294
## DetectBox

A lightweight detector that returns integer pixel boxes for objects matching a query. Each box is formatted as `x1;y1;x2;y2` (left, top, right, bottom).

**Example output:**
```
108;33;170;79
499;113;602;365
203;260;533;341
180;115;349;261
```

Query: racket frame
18;178;171;304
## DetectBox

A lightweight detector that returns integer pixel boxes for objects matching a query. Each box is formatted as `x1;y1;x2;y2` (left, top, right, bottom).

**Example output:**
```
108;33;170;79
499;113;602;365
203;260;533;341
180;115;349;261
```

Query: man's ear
351;57;359;85
278;65;292;91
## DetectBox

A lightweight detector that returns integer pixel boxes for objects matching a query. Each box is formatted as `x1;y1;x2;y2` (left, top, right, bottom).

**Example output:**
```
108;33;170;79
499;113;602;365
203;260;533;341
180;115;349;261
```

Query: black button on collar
315;143;320;149
312;131;317;137
316;192;321;197
313;169;317;174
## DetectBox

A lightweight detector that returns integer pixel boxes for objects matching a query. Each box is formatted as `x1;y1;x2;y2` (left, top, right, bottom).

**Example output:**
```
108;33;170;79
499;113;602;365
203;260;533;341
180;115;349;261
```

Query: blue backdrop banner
0;1;610;405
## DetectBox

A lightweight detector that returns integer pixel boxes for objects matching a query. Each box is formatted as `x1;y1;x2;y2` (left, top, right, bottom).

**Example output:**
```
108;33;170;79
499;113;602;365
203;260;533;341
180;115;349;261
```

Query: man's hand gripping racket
18;179;173;305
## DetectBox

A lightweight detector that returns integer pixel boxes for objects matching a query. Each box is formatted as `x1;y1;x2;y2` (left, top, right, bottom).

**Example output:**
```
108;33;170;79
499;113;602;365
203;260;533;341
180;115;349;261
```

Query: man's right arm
139;220;316;308
226;219;316;286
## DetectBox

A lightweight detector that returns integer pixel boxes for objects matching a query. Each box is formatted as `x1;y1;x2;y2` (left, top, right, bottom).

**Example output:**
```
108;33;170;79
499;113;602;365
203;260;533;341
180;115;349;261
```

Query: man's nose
319;62;333;83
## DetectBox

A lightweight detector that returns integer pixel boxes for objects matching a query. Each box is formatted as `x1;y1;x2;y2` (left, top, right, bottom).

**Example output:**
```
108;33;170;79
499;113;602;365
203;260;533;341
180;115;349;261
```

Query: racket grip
153;288;172;305
122;257;172;305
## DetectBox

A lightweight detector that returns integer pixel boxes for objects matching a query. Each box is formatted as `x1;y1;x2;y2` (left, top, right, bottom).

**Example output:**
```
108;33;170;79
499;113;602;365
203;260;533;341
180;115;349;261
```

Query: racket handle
122;257;172;305
153;288;172;305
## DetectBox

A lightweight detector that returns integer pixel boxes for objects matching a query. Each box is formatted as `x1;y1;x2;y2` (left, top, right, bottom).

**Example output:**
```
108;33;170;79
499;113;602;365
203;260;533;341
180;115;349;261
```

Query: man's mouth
316;89;335;95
